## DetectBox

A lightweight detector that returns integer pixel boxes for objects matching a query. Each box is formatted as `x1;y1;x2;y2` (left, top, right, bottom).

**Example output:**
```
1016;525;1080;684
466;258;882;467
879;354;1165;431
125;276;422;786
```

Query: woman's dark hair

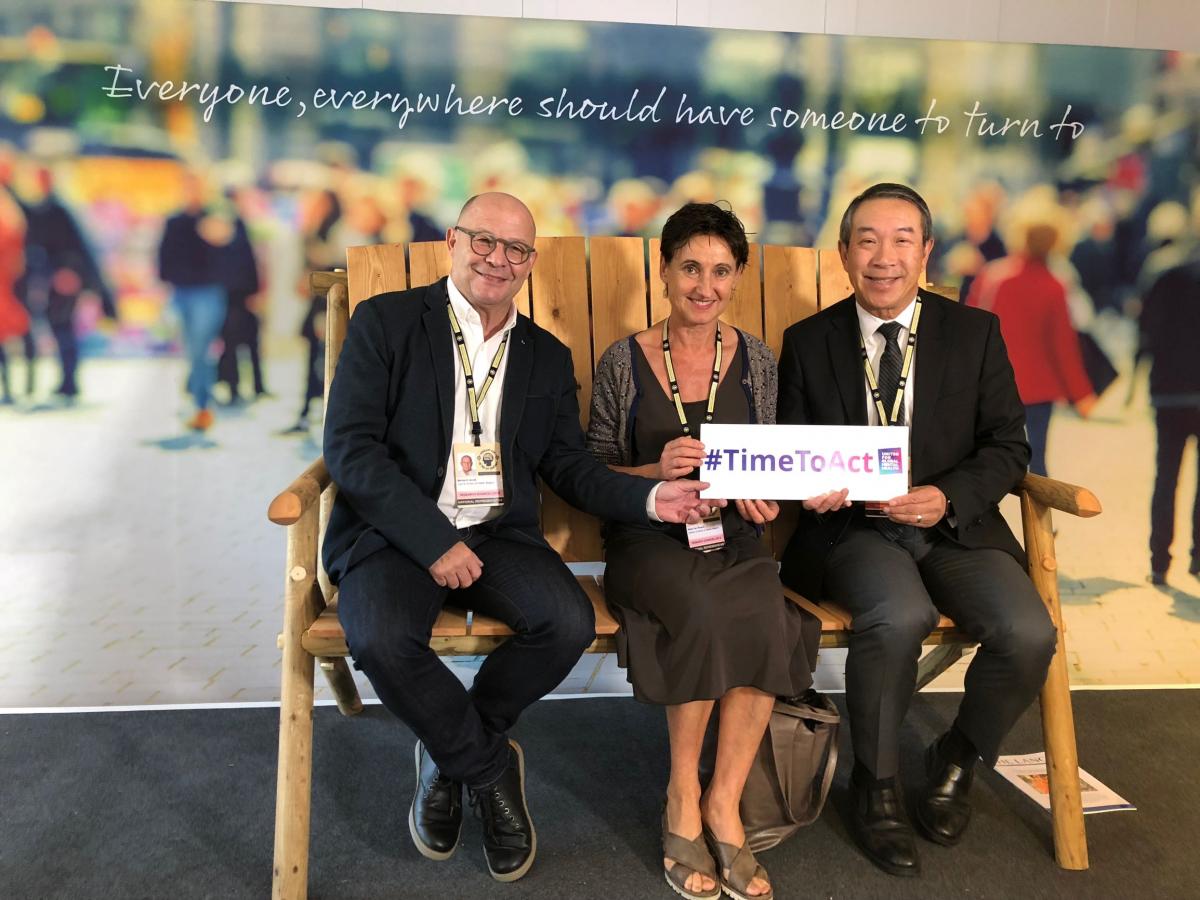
659;202;749;269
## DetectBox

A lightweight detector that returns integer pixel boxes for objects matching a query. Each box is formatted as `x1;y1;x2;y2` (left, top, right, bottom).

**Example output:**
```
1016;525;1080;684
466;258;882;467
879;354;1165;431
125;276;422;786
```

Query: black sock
942;725;978;767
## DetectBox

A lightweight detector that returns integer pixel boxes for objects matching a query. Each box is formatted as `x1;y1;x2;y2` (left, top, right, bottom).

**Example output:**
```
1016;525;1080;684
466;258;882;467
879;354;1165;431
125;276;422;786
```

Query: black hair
659;202;750;269
838;182;933;246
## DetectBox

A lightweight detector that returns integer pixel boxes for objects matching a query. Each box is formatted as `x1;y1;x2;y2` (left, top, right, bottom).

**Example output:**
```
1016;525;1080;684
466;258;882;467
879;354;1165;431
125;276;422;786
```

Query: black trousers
822;522;1056;779
1150;406;1200;574
336;532;595;789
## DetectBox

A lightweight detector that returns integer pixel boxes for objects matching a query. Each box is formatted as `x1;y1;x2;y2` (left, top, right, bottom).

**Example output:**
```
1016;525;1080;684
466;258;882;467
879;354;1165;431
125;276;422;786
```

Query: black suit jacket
777;290;1031;599
322;277;653;583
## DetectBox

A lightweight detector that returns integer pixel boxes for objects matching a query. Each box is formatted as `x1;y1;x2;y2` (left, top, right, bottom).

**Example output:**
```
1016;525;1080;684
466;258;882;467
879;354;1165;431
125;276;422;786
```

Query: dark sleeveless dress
602;339;817;705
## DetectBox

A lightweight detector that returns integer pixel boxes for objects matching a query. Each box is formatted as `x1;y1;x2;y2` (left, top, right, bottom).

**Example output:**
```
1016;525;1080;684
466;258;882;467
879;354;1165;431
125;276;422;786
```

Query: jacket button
436;466;445;478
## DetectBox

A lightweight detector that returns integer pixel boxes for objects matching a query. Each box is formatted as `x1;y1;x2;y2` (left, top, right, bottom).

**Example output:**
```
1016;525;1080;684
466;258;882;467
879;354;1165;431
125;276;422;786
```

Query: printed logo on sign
878;447;904;475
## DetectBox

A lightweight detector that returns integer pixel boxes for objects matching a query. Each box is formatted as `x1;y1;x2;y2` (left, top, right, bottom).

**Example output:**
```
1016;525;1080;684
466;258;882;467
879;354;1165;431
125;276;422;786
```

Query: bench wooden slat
347;244;408;313
534;236;604;563
579;575;620;634
408;239;450;289
817;248;853;310
590;236;651;356
763;246;819;355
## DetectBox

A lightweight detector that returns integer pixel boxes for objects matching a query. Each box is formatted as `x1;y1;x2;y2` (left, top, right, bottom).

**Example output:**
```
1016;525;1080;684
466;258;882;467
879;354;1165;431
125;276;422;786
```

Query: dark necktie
875;321;905;426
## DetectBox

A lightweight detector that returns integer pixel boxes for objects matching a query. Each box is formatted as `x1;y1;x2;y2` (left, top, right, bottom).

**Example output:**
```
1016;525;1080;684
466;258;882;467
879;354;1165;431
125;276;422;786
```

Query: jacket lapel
827;298;868;425
421;279;456;455
911;290;948;467
499;316;534;499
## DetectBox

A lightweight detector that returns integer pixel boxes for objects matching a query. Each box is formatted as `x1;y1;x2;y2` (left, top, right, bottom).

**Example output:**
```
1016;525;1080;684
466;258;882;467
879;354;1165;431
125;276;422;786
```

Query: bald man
323;193;715;881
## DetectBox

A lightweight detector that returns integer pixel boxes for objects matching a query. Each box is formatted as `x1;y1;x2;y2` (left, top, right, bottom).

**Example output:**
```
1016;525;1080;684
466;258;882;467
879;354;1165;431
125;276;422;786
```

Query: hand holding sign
698;424;910;501
734;499;779;524
658;436;705;479
802;488;852;514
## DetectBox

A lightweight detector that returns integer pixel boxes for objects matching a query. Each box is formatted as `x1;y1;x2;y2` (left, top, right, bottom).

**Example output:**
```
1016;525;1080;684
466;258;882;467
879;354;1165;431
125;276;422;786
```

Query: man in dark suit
323;192;714;883
777;183;1056;876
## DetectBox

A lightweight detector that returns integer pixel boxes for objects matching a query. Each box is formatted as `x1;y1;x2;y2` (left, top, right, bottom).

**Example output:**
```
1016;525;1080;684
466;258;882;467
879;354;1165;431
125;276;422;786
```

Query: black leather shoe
915;735;975;846
409;740;462;860
468;739;537;882
850;771;920;877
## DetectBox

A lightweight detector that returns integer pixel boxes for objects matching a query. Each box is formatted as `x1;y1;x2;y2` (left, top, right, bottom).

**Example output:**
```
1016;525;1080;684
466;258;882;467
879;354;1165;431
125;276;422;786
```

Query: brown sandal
703;827;773;900
663;811;721;900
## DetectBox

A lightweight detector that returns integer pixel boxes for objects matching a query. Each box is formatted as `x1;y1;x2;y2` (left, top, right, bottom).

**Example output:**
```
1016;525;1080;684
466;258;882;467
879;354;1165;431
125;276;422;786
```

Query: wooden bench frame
267;239;1101;899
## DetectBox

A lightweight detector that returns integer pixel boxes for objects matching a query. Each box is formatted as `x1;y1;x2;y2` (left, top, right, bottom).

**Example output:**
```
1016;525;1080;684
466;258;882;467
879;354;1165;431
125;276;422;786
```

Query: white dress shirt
435;276;518;528
856;295;919;427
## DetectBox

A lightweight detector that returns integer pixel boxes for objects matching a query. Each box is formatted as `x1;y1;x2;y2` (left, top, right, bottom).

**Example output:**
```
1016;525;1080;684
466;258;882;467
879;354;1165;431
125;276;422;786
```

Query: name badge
453;441;504;507
685;509;726;553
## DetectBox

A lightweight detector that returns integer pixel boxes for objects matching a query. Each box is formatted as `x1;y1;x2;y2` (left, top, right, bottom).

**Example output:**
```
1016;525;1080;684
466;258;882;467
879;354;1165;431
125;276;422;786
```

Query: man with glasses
322;192;716;882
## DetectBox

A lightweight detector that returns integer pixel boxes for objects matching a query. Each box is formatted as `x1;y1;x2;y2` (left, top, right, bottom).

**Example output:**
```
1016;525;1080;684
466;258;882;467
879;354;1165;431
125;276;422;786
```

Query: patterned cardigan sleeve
742;332;779;425
586;340;633;466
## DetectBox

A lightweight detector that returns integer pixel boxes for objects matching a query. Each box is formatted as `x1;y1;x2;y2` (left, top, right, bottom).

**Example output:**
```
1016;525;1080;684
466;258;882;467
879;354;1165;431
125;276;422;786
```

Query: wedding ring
916;514;923;523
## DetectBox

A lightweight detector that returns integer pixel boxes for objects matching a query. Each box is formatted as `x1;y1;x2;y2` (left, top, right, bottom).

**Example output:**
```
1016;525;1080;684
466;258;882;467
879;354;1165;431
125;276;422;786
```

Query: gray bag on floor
701;689;840;852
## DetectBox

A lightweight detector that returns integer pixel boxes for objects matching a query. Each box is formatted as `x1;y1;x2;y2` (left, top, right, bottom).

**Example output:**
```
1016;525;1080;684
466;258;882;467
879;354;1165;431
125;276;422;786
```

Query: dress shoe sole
485;739;537;883
409;742;460;861
851;822;920;877
856;842;920;878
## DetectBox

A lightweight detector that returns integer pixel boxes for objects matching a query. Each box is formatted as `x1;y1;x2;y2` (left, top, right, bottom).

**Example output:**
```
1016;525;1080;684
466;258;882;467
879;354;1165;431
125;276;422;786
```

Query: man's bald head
447;192;538;321
456;192;536;240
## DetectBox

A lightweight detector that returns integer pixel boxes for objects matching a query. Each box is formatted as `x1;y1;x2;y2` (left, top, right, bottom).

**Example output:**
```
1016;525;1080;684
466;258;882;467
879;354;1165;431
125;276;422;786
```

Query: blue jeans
336;532;595;789
174;285;227;410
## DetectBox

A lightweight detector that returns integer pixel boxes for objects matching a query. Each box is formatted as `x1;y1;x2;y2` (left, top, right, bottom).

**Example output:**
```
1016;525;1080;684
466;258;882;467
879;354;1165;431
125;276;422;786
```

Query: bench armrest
1013;472;1101;519
268;457;332;525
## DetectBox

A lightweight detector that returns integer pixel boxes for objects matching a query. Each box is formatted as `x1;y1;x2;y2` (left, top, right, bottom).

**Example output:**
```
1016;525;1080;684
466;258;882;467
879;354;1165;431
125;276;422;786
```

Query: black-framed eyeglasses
454;226;535;265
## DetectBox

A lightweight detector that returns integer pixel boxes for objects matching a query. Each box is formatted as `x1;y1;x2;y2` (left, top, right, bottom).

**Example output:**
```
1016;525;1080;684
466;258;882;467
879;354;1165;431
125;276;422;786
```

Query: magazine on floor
995;752;1135;814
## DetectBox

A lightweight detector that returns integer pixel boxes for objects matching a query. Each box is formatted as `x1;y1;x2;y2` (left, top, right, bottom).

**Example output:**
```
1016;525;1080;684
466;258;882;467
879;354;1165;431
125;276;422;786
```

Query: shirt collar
446;275;518;337
856;293;919;339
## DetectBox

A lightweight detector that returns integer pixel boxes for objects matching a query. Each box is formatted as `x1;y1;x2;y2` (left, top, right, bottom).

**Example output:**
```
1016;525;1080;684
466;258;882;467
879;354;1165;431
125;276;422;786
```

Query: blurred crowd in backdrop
0;0;1197;441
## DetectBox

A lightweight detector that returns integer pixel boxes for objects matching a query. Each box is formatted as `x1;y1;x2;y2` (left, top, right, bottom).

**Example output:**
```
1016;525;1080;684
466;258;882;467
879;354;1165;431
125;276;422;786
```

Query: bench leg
1021;494;1089;870
915;642;966;691
319;657;363;716
273;511;322;899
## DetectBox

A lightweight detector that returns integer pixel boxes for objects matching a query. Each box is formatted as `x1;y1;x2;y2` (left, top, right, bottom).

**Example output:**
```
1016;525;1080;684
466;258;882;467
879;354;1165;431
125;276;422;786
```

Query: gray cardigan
586;328;779;467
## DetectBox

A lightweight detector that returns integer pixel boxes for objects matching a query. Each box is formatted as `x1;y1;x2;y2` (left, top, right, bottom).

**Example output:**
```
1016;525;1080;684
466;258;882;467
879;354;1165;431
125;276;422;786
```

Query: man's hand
884;485;947;527
654;480;727;524
428;541;484;589
734;499;779;524
657;436;705;480
802;488;851;514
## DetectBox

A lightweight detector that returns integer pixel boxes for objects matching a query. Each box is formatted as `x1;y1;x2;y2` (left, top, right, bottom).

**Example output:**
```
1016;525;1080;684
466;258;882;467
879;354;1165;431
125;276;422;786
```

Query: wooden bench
267;238;1101;899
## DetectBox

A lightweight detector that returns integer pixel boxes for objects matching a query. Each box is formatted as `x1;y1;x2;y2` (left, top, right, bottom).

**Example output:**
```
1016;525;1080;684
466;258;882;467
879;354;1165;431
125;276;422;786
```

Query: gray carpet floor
0;689;1193;899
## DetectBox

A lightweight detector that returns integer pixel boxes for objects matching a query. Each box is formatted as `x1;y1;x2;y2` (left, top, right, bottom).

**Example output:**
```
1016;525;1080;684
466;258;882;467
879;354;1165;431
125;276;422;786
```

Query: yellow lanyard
661;318;722;436
859;296;922;426
447;301;510;446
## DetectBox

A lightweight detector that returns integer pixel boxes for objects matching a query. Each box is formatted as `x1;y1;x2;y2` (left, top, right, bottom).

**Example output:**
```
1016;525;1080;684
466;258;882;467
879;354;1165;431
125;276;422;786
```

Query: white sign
696;423;910;501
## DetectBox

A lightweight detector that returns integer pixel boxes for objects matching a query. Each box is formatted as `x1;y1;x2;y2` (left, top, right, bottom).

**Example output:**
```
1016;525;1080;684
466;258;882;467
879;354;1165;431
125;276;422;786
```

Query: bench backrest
339;237;900;562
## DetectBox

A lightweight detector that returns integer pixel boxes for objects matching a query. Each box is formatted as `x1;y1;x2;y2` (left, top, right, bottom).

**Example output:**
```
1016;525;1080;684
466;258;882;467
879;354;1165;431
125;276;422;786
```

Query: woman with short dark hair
587;202;817;900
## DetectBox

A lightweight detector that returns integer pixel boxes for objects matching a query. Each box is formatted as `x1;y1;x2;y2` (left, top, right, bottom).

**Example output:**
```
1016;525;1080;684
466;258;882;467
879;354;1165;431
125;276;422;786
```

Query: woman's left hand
734;499;779;524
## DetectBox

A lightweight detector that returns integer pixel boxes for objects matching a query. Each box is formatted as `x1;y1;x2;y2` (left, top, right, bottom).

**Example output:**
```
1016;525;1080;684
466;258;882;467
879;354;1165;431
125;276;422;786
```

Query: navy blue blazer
322;277;653;583
776;290;1031;599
